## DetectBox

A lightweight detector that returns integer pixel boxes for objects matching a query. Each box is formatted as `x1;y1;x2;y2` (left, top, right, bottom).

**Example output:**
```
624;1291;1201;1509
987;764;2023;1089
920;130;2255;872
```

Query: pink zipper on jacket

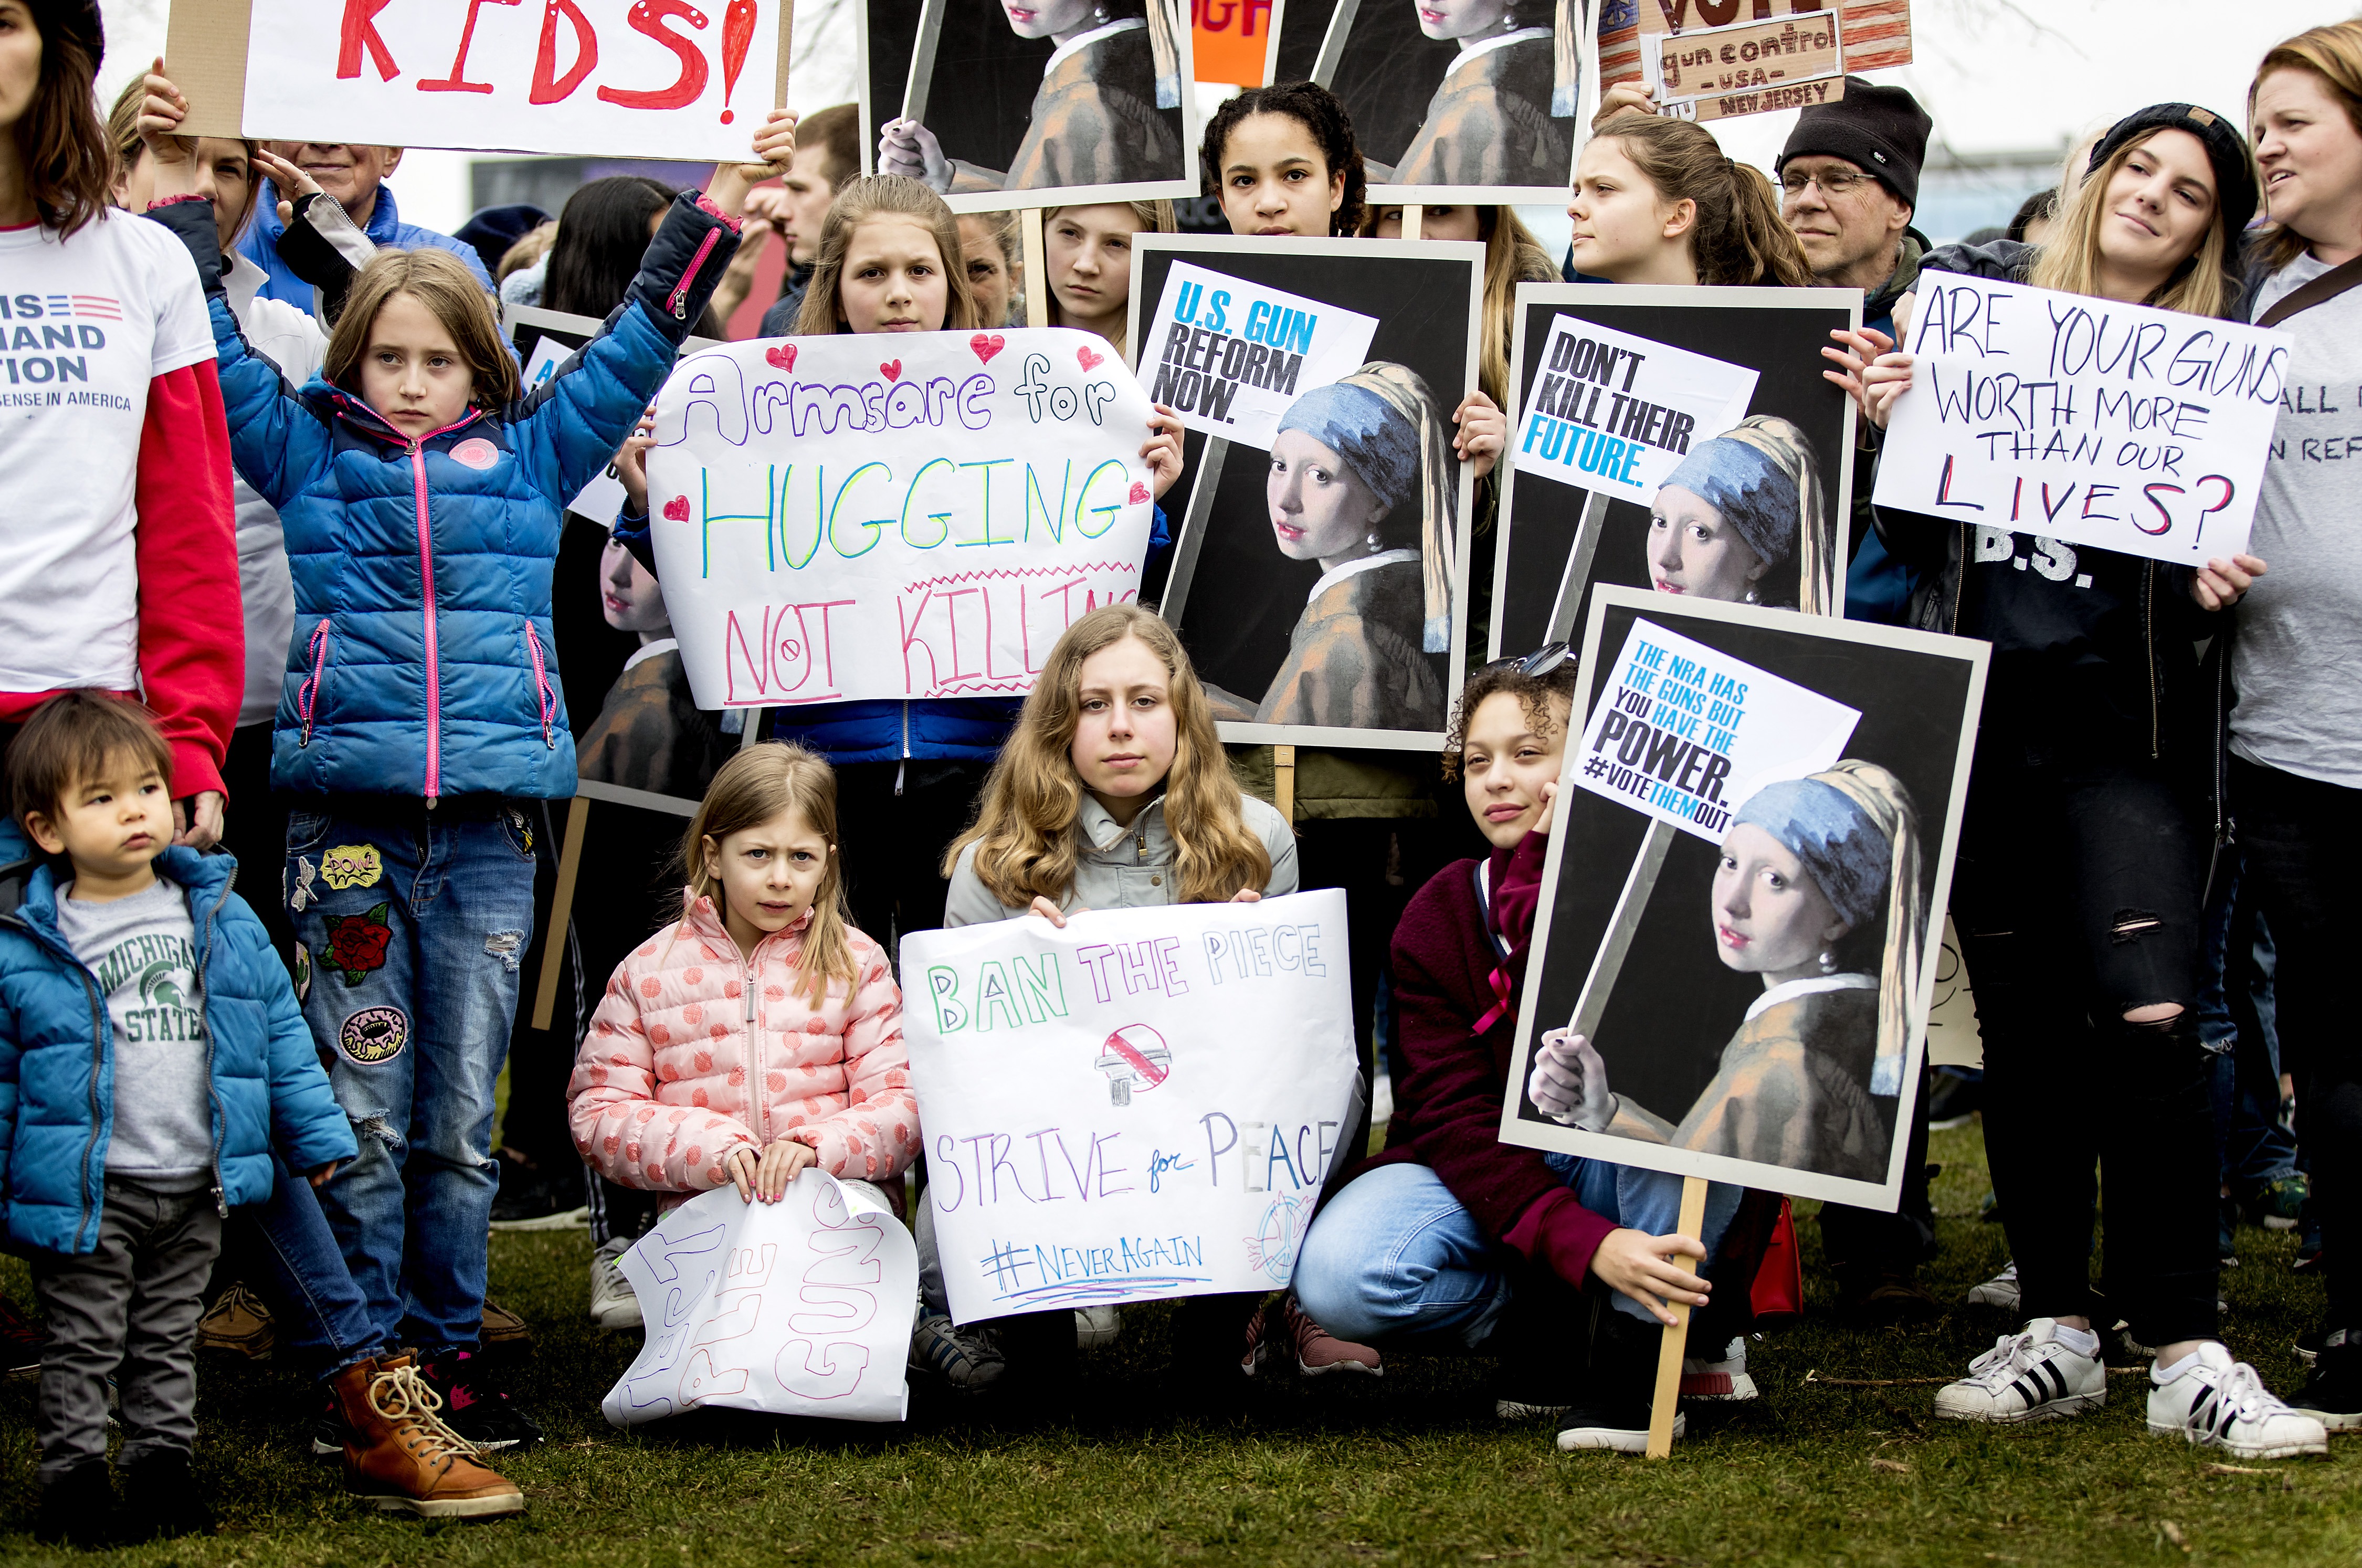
297;620;331;745
669;227;725;320
401;411;486;800
524;622;557;749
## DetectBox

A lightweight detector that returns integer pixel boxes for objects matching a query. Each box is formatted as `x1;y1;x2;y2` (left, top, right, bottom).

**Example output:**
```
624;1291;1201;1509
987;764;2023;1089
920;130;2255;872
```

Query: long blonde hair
1042;199;1178;355
678;743;858;1007
2249;20;2362;275
945;605;1272;908
2026;129;2238;319
793;174;979;335
1599;111;1815;288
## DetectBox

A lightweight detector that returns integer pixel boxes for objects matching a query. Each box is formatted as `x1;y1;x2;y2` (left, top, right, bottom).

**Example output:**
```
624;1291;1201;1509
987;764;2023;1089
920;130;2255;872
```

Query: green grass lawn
1;1121;2352;1567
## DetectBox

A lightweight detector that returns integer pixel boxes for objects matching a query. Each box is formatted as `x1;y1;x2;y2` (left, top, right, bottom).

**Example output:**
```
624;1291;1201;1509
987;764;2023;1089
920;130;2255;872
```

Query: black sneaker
2292;1340;2362;1433
419;1349;543;1450
1925;1067;1981;1130
1552;1304;1678;1454
119;1447;214;1540
2296;1328;2345;1369
0;1293;43;1379
34;1458;113;1546
488;1155;589;1232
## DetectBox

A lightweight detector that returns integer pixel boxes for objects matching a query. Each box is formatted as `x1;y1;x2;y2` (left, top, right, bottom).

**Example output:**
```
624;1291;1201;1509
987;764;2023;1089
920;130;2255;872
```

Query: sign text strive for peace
647;330;1156;710
1872;272;2290;564
1573;618;1859;844
903;892;1359;1322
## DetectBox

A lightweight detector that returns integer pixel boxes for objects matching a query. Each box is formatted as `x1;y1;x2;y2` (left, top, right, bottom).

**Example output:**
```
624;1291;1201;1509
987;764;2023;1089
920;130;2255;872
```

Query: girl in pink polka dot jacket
566;743;916;1212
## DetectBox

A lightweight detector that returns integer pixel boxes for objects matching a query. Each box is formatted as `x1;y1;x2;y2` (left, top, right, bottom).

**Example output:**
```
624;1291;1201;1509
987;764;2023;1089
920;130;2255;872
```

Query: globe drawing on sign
1094;1024;1171;1107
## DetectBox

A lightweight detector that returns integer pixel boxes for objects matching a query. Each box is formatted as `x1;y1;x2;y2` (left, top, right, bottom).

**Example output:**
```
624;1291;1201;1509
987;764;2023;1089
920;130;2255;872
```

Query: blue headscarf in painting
1731;777;1891;931
1659;435;1800;567
1277;381;1421;514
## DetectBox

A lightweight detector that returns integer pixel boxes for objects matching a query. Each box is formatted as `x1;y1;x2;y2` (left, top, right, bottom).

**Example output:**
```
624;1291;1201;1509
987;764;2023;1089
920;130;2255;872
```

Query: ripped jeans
286;797;539;1355
1950;750;2217;1349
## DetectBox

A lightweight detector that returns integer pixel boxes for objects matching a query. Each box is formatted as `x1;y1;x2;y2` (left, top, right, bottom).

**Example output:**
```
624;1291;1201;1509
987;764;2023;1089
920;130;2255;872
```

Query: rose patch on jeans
321;903;393;986
338;1005;409;1065
321;844;384;890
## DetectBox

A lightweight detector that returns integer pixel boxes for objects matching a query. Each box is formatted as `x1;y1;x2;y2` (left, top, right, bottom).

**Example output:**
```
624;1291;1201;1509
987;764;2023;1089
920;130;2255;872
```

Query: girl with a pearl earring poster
1275;0;1586;201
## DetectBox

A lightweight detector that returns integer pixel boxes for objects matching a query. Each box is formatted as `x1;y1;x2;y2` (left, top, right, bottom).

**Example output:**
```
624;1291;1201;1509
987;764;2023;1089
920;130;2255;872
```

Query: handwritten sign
166;0;788;161
644;329;1157;709
1511;314;1758;507
1573;617;1859;843
901;891;1359;1324
1642;13;1845;122
1143;262;1379;445
507;306;721;524
1872;272;2290;564
600;1174;918;1427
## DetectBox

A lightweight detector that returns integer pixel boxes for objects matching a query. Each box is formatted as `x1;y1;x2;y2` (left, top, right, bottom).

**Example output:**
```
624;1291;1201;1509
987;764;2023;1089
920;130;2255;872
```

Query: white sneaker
1556;1409;1685;1453
1073;1304;1122;1350
1934;1319;2107;1423
1964;1262;2020;1312
2147;1343;2328;1461
1681;1337;1757;1402
588;1235;641;1329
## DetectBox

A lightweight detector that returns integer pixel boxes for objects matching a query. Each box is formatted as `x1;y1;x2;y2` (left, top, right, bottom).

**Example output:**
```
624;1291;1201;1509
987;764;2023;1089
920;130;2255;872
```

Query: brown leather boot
327;1353;525;1518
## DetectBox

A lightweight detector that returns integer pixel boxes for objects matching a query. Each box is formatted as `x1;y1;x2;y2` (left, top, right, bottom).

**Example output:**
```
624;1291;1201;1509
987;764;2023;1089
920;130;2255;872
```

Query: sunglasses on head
1483;642;1571;679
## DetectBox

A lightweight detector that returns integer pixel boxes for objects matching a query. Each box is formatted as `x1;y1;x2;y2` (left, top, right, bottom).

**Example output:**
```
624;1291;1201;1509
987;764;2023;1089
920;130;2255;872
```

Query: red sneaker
1242;1296;1382;1377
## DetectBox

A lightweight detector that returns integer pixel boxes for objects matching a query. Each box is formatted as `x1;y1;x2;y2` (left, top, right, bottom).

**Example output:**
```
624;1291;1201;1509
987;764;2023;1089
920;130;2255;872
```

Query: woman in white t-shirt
0;3;239;859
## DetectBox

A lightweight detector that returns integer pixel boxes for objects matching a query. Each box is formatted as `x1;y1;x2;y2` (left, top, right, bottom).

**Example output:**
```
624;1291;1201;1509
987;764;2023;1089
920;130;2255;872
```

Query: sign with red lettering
165;0;788;161
645;330;1159;710
1599;0;1911;122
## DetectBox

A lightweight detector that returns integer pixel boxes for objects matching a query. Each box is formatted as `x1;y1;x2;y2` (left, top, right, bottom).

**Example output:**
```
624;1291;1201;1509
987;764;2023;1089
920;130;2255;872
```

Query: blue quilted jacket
151;193;741;801
0;847;355;1257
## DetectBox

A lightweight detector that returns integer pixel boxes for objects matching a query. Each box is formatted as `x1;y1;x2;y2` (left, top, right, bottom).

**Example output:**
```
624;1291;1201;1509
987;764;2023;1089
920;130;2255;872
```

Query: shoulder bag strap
2256;253;2362;329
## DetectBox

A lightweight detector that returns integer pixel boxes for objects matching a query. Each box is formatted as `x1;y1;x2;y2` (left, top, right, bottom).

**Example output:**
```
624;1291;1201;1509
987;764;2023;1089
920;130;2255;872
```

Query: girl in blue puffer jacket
141;113;794;1446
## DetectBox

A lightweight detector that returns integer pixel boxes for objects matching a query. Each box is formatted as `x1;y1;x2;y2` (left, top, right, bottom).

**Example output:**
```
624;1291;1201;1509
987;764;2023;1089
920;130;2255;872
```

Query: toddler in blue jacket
1;692;355;1546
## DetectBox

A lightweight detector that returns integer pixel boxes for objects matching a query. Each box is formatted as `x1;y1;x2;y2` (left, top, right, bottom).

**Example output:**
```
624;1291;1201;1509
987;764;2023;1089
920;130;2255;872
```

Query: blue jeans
241;1154;387;1381
287;800;537;1354
1293;1159;1743;1344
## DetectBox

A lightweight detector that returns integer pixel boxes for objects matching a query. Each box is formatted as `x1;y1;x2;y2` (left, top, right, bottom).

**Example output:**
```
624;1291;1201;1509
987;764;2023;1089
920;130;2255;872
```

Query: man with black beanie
1777;78;1947;1323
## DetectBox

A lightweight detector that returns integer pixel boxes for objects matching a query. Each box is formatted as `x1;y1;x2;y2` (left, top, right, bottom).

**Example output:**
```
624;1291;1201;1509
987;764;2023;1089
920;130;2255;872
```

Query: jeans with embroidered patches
286;799;537;1355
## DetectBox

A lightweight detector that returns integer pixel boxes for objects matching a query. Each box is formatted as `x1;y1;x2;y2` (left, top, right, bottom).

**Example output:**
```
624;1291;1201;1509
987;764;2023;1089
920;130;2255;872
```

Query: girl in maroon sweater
1292;653;1746;1451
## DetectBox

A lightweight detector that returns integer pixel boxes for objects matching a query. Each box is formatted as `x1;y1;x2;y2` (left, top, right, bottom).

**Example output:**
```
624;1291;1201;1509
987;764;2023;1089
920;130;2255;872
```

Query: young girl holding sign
140;105;792;1449
744;176;1183;949
918;604;1371;1394
1830;106;2321;1460
1293;656;1761;1453
566;743;914;1223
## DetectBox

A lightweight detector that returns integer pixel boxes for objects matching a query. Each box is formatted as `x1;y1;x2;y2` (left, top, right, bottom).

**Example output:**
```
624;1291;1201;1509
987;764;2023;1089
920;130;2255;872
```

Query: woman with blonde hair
1041;199;1176;356
920;605;1374;1395
1829;103;2324;1460
2233;18;2362;1433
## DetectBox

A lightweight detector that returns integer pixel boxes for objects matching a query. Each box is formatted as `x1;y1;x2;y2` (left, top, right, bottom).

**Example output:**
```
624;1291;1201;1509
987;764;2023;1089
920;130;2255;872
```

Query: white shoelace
1964;1331;2039;1387
2199;1359;2289;1424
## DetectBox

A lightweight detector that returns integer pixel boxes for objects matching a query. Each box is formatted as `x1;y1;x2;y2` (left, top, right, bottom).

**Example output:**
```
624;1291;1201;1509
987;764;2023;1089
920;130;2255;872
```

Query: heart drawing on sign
1128;482;1151;505
765;343;796;372
1077;345;1105;371
662;496;690;522
879;360;902;382
970;332;1006;364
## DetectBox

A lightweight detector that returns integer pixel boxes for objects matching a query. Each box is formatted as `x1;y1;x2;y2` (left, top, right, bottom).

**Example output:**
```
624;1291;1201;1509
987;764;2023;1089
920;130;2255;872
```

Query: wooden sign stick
1274;743;1296;823
530;795;592;1032
1400;204;1423;240
1648;1173;1711;1459
1022;208;1051;329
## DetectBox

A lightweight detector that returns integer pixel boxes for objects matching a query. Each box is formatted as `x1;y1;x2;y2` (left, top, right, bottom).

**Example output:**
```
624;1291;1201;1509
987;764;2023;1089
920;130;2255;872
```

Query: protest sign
1872;271;2290;565
506;306;721;524
1491;284;1858;660
902;891;1359;1324
1274;1;1586;202
602;1174;918;1426
1143;261;1380;446
165;0;789;161
1572;616;1860;844
1510;314;1758;506
1195;0;1282;86
1134;234;1483;749
861;1;1198;214
1640;11;1844;122
642;328;1157;711
1499;588;1984;1211
1599;0;1910;119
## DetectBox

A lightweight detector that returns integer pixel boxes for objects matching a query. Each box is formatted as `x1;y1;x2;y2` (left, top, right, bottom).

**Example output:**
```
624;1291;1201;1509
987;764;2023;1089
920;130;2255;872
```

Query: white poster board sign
201;0;789;161
645;329;1157;709
901;891;1361;1325
600;1175;917;1427
1872;271;2289;565
1143;261;1379;445
1511;315;1758;506
1572;617;1860;843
